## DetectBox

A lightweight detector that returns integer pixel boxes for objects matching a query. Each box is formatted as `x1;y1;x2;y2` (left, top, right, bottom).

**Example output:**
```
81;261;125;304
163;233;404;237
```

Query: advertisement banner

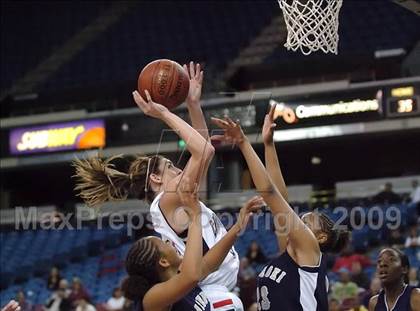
9;119;105;155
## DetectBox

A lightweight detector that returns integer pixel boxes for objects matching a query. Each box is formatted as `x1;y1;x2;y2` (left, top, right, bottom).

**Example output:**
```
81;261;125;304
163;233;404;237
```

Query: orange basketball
137;59;190;110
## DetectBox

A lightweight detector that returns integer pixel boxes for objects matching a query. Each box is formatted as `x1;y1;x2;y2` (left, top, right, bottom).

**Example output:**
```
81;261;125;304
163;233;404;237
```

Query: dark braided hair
317;212;349;253
121;238;161;301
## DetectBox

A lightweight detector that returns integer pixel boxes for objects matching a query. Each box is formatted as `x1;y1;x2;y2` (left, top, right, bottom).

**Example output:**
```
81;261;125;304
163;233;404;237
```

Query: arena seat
40;1;278;93
0;1;110;91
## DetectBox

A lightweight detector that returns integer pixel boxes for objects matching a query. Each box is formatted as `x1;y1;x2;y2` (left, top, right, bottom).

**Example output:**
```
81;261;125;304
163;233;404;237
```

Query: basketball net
278;0;343;55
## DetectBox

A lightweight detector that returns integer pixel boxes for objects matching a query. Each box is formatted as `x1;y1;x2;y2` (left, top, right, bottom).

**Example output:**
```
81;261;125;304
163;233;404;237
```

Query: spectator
328;298;340;311
348;296;368;311
410;180;420;204
408;267;419;287
362;277;381;308
372;182;401;205
331;268;359;303
16;291;32;311
386;229;405;247
333;248;371;273
47;267;62;291
44;288;72;311
106;288;125;311
404;225;420;249
238;257;256;282
75;299;95;311
246;241;267;265
58;280;71;298
350;261;370;289
69;278;90;307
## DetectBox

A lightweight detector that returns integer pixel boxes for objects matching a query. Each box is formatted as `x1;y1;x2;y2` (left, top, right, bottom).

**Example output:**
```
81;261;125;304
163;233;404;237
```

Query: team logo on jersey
210;214;220;237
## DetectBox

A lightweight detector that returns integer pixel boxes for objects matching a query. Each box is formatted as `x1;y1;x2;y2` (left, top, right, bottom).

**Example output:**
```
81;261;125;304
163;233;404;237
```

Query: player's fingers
132;91;146;108
269;103;277;120
225;116;237;127
189;61;195;79
210;135;225;141
183;64;190;78
248;197;264;209
248;203;263;213
144;90;152;103
2;301;18;311
271;123;277;129
211;117;230;129
3;301;15;311
199;71;204;85
195;63;201;80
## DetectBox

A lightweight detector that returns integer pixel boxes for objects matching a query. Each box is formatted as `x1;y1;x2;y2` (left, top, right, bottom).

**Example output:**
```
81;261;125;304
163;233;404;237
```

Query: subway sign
9;119;105;155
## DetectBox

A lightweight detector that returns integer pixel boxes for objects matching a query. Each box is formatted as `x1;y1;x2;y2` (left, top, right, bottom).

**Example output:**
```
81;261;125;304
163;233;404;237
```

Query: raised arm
184;62;209;142
263;104;288;201
211;117;320;266
133;90;214;207
143;181;203;311
262;104;288;253
200;196;264;279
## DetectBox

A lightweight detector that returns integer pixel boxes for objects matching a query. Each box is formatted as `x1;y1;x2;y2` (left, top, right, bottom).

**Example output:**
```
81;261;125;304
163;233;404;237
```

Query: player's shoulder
368;294;379;311
411;288;420;311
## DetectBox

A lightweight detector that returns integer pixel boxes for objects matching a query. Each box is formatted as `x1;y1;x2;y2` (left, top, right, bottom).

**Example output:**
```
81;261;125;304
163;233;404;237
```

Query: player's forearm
160;110;214;158
264;142;288;201
200;224;241;278
238;139;293;222
181;213;203;282
187;103;210;141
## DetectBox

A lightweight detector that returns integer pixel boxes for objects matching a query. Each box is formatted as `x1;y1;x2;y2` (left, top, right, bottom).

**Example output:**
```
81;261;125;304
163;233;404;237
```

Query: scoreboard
386;86;420;117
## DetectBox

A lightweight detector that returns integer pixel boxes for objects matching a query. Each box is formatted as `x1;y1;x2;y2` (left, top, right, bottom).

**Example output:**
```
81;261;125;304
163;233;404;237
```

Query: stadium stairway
222;13;287;81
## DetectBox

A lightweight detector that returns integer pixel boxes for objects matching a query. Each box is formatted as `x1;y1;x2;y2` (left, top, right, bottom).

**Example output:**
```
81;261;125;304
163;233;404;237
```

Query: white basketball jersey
149;192;239;290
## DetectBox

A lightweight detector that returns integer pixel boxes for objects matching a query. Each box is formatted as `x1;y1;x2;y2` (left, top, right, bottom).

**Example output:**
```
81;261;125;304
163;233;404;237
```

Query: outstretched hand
132;90;169;119
184;61;203;105
210;117;246;146
262;103;277;144
236;196;265;231
1;301;20;311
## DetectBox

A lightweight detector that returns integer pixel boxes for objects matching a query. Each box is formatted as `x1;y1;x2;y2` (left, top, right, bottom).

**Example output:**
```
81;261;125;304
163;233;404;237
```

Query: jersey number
257;286;271;310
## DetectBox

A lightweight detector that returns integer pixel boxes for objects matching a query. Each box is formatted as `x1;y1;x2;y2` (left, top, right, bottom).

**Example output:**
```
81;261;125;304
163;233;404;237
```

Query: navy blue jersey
135;286;210;311
375;285;415;311
256;251;328;311
171;286;211;311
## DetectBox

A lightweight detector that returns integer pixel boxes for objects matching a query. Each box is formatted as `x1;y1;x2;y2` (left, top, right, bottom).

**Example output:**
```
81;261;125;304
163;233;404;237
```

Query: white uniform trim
298;268;318;311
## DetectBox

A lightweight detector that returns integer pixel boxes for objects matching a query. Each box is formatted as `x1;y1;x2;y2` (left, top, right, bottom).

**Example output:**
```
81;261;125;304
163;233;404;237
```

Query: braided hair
72;154;163;207
317;212;349;253
121;238;161;301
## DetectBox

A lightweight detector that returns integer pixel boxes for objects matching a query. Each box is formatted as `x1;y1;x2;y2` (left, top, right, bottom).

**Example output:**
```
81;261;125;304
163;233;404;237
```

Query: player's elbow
204;144;215;161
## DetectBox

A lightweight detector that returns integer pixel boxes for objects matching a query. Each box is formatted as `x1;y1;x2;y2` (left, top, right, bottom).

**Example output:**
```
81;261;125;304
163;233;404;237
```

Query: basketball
137;59;190;110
